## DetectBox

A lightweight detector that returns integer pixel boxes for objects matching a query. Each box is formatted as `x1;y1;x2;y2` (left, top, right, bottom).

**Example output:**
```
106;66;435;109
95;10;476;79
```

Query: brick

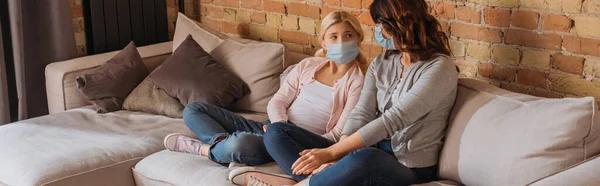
479;63;516;82
307;0;323;5
282;16;299;30
484;8;510;27
358;11;375;25
200;0;214;3
451;23;502;43
492;46;520;65
449;39;465;57
288;2;320;19
249;24;279;42
222;22;250;36
521;50;551;70
466;42;491;61
203;17;223;31
71;5;83;18
455;59;478;77
343;0;361;9
362;0;373;9
251;12;267;24
322;7;360;19
584;0;600;14
439;20;450;35
223;8;237;21
241;0;262;10
521;0;583;13
283;42;305;53
456;6;480;24
264;0;286;13
207;6;224;19
237;10;252;23
324;0;341;6
213;0;239;8
362;43;384;58
505;29;562;50
517;69;548;88
542;14;572;32
573;16;600;38
266;14;282;27
550;73;600;99
551;54;584;75
511;11;539;30
299;18;316;34
280;30;310;45
585;59;600;79
362;25;373;43
431;2;455;19
310;35;321;48
563;36;600;58
468;0;518;8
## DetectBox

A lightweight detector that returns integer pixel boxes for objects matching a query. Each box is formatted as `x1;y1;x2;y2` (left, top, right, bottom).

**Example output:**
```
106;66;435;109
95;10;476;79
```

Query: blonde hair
315;11;369;73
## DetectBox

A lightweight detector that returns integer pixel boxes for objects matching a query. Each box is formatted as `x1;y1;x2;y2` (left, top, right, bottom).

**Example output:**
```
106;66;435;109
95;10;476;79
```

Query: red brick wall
194;0;600;103
70;0;189;56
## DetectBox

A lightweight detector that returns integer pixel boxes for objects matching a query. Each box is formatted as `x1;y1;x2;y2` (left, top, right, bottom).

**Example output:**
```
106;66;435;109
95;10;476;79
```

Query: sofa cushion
0;107;191;186
209;39;285;113
75;42;148;113
438;78;600;186
123;79;184;118
172;13;227;53
149;35;249;108
528;154;600;185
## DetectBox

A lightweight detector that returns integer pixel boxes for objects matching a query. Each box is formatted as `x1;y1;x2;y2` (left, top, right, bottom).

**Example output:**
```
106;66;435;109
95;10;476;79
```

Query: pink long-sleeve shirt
267;57;365;142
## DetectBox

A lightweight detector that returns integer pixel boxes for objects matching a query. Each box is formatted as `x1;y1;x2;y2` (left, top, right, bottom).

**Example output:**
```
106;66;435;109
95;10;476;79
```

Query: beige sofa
1;13;599;186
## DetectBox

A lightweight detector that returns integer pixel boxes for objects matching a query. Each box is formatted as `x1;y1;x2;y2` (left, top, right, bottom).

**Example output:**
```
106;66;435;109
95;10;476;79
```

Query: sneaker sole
230;167;296;186
163;133;185;151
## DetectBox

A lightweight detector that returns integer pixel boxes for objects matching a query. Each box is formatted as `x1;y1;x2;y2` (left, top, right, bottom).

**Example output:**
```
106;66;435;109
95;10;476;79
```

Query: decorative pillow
439;78;600;186
76;42;148;113
208;39;285;113
123;79;184;118
149;35;249;108
172;12;228;53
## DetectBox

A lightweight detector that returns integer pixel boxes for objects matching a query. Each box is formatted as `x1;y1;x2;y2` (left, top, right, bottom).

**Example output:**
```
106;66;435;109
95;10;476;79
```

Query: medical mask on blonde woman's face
375;26;397;50
326;41;360;64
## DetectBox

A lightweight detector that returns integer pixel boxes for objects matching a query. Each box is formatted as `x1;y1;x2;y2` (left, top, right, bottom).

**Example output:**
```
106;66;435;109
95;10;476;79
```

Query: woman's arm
321;77;364;142
340;59;379;136
266;61;306;123
356;58;458;147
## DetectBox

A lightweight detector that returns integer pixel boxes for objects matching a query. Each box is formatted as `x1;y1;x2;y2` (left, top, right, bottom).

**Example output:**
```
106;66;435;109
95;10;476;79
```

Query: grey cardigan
342;53;458;168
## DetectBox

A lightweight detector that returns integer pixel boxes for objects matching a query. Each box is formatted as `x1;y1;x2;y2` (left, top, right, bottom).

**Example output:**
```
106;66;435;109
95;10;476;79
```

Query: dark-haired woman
258;0;459;185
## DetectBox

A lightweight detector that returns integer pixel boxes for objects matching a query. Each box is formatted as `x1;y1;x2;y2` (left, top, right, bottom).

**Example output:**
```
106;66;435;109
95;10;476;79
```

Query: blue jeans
264;123;438;186
183;102;273;165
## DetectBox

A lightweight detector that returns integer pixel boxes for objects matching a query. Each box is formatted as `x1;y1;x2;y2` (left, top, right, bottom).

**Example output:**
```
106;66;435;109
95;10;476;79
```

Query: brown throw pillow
76;42;148;113
123;78;184;118
148;35;249;107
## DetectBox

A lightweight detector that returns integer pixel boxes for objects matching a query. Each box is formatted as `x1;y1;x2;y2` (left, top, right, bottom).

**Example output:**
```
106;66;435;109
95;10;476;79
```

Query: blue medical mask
326;40;360;64
375;26;397;50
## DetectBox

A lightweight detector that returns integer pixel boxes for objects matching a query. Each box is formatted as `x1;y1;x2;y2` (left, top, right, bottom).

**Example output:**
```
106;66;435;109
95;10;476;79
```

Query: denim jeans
264;123;438;186
183;102;273;165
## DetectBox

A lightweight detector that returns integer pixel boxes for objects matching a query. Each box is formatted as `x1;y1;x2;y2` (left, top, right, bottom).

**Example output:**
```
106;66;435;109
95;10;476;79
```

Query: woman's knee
224;132;265;154
263;122;292;141
183;102;209;116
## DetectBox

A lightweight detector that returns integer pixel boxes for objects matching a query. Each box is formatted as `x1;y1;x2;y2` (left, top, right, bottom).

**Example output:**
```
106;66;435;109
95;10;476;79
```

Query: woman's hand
291;148;335;175
263;125;268;132
311;161;336;175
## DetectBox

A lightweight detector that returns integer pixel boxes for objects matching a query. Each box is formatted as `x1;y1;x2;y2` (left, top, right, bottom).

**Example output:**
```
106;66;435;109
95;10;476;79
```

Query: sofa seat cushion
133;112;269;186
0;107;191;186
133;150;234;186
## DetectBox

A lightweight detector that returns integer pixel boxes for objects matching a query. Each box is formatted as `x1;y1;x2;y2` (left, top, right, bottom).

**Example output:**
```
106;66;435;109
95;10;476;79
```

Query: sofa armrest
528;154;600;185
45;42;173;114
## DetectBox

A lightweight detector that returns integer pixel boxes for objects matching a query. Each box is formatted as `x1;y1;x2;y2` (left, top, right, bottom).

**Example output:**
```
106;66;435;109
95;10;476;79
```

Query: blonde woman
163;11;367;169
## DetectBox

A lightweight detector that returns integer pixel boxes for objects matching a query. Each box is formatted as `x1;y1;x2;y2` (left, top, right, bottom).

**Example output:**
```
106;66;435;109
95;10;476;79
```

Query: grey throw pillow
76;42;148;113
148;35;249;108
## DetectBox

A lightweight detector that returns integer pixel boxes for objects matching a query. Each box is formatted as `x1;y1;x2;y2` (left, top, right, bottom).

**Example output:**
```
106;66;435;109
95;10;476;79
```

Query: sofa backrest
438;78;600;185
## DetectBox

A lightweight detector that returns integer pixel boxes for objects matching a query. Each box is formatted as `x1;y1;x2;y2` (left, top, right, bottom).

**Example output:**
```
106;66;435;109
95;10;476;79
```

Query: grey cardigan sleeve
342;59;379;135
357;58;458;146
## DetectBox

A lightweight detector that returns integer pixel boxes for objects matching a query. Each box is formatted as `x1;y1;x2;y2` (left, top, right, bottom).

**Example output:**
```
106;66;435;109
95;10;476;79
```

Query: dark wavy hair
370;0;451;62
